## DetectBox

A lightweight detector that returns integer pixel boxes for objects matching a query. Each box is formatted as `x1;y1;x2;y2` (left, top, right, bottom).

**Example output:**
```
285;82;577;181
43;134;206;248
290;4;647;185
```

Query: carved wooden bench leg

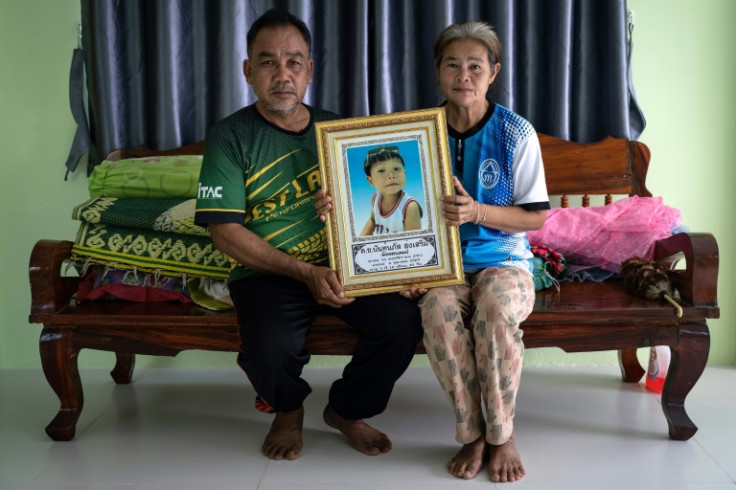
618;348;645;382
110;353;135;384
39;328;83;441
661;322;710;441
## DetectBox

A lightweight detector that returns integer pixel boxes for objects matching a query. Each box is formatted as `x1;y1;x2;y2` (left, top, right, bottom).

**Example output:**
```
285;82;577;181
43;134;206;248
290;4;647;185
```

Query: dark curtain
71;0;644;175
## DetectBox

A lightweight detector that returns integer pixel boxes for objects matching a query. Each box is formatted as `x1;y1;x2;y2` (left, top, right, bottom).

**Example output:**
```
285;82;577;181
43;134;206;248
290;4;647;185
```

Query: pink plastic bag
527;196;681;272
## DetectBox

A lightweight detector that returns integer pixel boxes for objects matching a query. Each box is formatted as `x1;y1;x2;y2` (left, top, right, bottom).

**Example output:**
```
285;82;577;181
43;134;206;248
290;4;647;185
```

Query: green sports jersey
194;104;339;282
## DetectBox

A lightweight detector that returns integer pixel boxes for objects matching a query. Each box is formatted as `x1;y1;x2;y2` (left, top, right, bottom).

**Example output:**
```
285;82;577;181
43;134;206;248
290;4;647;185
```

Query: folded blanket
72;197;208;237
72;222;230;279
88;155;203;198
74;156;234;297
74;264;234;310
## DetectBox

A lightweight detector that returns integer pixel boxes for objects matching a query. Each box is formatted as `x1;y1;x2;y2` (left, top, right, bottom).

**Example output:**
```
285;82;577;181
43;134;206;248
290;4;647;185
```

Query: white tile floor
1;364;735;489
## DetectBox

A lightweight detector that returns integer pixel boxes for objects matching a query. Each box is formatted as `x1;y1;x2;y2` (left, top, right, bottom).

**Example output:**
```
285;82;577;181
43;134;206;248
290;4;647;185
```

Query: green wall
1;0;733;370
625;0;735;366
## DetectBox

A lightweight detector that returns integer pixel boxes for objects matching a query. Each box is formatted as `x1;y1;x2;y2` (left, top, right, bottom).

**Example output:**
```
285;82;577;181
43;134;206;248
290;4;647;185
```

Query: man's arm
209;222;353;307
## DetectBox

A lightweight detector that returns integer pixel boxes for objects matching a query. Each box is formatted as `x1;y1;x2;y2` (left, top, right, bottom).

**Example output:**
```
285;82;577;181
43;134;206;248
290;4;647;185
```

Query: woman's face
437;38;499;111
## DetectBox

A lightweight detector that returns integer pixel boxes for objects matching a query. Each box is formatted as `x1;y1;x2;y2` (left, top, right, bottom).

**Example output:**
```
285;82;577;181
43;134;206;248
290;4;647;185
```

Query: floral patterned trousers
418;267;535;445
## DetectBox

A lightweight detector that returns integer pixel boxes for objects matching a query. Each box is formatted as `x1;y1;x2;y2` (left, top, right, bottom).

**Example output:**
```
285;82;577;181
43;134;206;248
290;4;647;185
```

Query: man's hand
314;188;332;223
303;264;355;308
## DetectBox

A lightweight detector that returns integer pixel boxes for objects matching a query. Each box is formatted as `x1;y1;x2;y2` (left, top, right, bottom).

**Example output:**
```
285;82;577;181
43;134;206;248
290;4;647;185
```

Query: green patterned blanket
72;222;230;279
72;197;209;236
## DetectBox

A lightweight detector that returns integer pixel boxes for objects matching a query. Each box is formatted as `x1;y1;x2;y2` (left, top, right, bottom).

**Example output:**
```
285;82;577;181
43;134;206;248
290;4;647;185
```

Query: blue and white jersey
448;103;550;273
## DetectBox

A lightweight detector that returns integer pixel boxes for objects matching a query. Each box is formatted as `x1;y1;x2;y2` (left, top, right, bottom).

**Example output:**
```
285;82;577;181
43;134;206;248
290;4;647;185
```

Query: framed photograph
315;107;464;296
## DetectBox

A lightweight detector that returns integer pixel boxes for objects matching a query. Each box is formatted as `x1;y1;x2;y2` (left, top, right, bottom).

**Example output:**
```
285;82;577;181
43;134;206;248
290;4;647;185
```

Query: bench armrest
29;239;79;316
653;232;719;308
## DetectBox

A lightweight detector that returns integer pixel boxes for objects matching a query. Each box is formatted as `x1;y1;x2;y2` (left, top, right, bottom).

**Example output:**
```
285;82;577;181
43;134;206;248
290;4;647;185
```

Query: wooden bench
28;133;720;442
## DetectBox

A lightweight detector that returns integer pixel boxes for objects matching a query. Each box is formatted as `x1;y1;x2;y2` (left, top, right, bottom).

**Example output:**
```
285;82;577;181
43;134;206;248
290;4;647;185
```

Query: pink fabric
527;196;682;273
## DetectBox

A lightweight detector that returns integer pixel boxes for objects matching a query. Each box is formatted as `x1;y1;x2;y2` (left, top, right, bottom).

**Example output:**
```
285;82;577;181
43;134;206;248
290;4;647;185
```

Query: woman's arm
440;177;546;232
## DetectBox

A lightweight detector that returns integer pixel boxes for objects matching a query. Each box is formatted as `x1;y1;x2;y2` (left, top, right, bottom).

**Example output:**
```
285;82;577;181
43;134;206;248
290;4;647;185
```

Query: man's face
244;25;314;115
367;158;406;196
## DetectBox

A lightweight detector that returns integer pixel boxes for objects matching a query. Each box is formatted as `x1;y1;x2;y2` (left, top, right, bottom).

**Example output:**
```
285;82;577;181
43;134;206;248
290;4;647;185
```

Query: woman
316;20;549;483
406;21;550;483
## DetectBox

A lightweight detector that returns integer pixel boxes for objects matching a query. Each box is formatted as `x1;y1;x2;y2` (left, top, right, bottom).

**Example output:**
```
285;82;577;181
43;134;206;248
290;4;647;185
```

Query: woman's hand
399;287;428;301
440;177;479;226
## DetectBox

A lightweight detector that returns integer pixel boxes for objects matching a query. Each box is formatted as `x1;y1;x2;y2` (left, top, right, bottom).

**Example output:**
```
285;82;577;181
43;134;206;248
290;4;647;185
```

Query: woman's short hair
433;21;502;70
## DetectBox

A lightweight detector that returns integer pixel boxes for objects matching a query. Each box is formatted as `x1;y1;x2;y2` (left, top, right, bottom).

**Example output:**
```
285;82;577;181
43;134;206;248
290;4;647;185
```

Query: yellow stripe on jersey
263;219;303;243
249;172;286;201
245;149;301;188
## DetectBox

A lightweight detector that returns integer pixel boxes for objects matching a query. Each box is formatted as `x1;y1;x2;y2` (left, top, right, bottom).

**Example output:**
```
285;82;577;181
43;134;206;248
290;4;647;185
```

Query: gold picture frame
315;107;464;296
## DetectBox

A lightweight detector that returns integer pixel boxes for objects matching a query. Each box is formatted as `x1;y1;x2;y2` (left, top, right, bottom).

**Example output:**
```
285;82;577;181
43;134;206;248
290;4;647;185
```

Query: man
194;8;422;461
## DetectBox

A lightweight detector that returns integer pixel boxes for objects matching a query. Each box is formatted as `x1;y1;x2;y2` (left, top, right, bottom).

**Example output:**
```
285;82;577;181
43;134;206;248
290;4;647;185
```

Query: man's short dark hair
247;8;312;57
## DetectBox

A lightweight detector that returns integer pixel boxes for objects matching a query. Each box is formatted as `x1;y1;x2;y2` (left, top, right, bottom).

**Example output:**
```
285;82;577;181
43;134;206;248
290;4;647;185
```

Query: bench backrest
538;134;651;207
107;133;652;208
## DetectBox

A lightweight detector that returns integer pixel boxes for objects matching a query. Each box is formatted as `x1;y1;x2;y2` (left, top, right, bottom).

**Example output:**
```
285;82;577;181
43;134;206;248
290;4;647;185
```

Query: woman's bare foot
487;432;525;482
262;406;304;460
448;435;487;479
323;404;392;455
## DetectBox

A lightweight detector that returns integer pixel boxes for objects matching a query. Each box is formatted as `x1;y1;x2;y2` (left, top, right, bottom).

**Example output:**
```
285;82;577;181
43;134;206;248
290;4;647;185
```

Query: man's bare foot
487;432;525;482
448;435;487;479
323;404;392;456
262;406;304;460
